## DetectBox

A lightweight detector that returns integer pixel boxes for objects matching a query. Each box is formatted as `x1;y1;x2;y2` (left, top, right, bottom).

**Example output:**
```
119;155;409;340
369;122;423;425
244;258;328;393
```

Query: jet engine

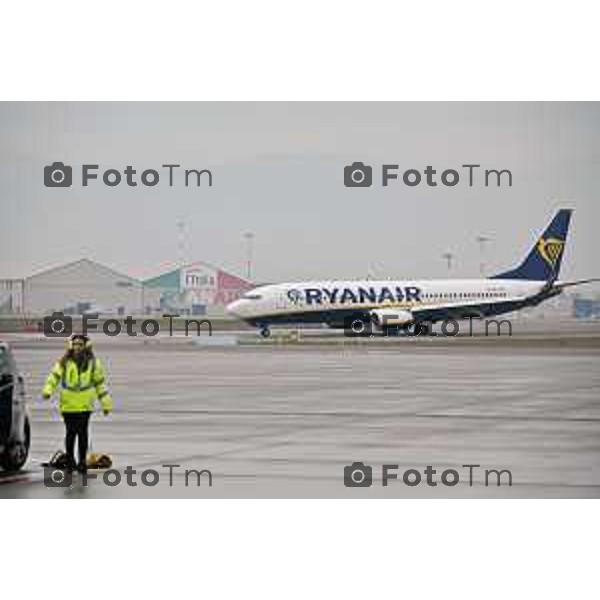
369;308;414;328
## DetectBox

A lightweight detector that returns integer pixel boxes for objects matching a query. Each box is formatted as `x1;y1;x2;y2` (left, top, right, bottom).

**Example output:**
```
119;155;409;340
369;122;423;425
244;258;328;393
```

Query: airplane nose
226;300;242;316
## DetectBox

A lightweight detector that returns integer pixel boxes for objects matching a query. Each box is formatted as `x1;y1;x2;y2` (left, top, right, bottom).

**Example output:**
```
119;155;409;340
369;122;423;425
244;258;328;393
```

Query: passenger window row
423;291;507;300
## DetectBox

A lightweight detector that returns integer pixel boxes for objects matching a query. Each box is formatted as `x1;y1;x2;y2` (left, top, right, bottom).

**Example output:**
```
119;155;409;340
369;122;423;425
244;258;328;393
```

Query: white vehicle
81;305;117;316
227;209;598;337
0;342;30;471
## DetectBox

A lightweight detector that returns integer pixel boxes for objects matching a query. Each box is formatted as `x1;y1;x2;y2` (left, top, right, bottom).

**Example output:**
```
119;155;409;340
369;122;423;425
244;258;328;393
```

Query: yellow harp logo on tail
537;237;565;268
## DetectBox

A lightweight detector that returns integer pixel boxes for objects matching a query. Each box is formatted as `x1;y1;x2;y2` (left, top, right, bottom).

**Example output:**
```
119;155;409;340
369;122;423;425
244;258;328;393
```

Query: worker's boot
65;454;77;472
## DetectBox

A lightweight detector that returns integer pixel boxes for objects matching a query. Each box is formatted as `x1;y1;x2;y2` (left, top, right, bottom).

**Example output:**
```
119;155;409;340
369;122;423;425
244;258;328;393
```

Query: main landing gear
259;326;271;338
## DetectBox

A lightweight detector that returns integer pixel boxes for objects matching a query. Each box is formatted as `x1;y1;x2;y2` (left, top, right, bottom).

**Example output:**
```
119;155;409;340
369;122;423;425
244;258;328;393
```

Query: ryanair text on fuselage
289;285;422;306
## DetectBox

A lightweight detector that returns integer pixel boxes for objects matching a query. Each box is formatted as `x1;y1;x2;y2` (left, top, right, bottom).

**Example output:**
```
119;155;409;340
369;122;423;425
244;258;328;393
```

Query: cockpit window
243;294;263;300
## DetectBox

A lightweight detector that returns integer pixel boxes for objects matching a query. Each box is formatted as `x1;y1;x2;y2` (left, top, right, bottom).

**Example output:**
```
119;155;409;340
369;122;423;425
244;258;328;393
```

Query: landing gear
401;322;428;336
260;326;271;338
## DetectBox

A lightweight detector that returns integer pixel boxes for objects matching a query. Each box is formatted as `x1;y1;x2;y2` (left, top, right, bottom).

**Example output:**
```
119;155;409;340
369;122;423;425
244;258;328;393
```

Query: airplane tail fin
491;209;572;281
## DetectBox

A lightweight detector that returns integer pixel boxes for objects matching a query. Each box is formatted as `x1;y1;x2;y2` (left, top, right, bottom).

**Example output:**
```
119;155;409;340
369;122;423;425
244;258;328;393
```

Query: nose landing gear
259;326;271;338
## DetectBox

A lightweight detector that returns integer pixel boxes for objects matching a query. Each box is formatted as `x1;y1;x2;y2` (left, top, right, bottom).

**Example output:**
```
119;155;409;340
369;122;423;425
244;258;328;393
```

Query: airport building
142;261;253;315
0;279;23;314
573;295;600;319
0;258;253;316
22;259;143;315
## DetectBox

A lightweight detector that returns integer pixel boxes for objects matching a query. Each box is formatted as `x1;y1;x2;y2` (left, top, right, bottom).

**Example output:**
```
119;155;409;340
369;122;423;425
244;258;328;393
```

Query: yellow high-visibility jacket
42;357;113;414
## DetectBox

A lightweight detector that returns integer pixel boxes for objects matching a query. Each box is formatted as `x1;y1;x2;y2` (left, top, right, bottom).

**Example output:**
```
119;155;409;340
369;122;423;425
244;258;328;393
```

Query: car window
0;346;11;375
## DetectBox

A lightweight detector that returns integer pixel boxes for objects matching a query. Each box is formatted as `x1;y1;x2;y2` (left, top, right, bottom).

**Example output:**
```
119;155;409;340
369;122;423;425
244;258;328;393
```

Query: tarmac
1;321;600;498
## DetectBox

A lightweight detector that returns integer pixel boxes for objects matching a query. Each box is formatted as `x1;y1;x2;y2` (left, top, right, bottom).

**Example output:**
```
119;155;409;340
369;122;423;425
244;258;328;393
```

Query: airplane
226;209;599;337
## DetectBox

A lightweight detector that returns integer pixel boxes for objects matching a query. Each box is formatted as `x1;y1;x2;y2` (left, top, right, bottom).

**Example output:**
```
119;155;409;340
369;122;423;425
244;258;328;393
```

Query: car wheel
0;417;30;472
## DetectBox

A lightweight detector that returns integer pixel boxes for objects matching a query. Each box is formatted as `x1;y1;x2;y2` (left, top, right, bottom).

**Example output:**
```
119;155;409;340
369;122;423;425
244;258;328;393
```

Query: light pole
476;235;491;276
442;252;454;272
176;219;187;267
244;232;254;281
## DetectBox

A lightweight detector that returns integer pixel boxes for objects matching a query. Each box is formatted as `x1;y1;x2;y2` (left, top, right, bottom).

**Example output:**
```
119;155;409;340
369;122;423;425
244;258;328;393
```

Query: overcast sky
1;102;598;285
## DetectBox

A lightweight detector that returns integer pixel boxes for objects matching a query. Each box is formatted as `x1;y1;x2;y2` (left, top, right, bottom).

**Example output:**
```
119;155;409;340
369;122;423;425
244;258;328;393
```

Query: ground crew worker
42;334;113;472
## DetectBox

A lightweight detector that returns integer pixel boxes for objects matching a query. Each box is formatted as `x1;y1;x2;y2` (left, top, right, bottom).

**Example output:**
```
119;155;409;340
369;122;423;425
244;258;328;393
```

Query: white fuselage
226;278;546;324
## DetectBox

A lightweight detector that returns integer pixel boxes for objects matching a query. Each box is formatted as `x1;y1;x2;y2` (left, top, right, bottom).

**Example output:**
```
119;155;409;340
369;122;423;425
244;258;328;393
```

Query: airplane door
276;290;288;310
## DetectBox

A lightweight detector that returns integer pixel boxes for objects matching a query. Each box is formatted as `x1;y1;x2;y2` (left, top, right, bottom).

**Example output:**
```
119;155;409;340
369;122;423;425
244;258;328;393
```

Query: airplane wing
371;278;600;326
553;278;600;290
369;301;503;326
409;300;510;322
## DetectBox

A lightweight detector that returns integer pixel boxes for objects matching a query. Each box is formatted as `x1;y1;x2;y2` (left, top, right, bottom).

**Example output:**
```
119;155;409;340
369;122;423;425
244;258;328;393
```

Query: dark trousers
63;411;91;468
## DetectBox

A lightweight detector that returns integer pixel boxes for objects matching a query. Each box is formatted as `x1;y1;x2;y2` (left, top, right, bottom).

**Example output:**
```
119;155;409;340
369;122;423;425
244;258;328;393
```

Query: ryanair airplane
227;209;598;337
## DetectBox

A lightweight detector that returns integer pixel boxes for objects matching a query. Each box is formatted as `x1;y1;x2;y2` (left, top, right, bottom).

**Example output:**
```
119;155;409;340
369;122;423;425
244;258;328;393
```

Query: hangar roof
25;258;139;284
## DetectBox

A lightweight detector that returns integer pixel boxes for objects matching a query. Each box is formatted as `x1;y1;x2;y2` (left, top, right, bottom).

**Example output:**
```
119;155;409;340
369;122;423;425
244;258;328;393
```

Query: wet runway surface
2;334;600;498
